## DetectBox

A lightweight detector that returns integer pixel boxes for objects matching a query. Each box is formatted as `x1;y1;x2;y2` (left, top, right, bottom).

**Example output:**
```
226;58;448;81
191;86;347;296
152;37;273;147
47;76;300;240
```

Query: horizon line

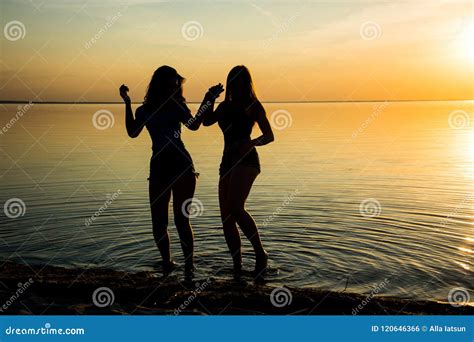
0;99;473;105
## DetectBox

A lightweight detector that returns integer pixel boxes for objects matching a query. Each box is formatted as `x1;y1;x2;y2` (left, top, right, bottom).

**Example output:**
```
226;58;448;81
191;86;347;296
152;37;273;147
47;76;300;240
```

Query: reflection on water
0;101;472;302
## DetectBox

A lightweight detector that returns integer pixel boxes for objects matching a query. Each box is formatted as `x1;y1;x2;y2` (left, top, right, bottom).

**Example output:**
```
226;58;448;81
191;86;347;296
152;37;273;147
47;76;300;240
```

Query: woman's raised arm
182;83;224;130
119;84;145;138
200;84;224;127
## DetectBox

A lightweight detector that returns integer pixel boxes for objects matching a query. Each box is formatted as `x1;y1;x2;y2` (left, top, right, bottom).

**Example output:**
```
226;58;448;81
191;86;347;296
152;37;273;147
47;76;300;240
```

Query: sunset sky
1;0;473;102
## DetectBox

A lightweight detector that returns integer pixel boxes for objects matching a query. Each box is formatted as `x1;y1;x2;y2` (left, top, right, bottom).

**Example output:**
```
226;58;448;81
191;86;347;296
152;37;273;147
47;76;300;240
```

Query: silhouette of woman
203;65;274;275
119;66;223;274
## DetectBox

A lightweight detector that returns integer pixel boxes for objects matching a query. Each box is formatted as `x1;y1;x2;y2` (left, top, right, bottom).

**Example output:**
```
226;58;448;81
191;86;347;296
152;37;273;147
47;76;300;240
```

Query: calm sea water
0;101;472;302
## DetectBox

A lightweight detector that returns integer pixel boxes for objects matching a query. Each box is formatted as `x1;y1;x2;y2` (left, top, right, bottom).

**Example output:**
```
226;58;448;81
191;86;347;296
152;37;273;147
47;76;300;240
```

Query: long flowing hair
224;65;260;121
144;65;185;106
225;65;258;103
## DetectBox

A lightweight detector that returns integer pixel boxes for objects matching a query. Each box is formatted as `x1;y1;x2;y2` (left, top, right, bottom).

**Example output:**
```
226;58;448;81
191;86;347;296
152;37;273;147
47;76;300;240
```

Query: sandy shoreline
0;261;471;315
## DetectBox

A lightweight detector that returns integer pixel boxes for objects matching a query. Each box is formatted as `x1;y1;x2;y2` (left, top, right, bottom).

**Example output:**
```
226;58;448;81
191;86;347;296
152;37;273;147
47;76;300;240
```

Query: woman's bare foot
232;252;242;273
254;250;268;276
184;263;195;281
185;261;195;273
163;260;177;274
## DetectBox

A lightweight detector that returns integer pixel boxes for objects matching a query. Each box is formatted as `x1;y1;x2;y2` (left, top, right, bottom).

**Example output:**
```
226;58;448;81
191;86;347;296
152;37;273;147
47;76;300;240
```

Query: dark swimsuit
136;102;196;183
217;101;261;177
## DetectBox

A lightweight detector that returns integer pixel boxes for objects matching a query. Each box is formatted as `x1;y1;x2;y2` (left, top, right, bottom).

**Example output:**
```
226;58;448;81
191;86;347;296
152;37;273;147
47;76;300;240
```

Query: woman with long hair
119;65;223;274
203;65;274;275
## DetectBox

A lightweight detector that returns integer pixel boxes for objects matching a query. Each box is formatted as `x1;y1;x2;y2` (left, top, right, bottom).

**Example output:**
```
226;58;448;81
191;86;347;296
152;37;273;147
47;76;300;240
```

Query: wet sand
0;261;471;315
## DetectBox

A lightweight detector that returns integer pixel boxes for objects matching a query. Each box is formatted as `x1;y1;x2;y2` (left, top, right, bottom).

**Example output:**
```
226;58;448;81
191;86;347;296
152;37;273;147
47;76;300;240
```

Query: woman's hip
219;148;260;177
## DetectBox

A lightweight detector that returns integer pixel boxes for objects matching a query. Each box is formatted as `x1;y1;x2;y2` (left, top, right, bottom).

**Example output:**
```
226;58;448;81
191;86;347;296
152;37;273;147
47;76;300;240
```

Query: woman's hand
206;83;224;100
119;84;131;104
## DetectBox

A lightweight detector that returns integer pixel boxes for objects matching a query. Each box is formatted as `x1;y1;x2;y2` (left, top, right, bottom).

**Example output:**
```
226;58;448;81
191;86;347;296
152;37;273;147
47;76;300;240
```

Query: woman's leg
149;178;173;270
172;171;196;271
219;174;242;270
228;165;267;271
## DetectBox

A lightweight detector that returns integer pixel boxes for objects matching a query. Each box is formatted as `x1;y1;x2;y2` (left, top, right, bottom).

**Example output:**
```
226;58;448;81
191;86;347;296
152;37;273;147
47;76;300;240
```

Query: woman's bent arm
125;102;145;138
186;92;219;130
237;103;274;157
251;103;275;146
120;84;145;138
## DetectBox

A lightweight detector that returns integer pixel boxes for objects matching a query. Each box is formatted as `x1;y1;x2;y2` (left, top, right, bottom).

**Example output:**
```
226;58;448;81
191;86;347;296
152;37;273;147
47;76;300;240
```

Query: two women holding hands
119;65;274;277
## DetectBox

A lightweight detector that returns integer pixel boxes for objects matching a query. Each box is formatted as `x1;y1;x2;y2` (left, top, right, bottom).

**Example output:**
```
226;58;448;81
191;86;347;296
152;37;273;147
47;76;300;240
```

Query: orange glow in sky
0;0;473;102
